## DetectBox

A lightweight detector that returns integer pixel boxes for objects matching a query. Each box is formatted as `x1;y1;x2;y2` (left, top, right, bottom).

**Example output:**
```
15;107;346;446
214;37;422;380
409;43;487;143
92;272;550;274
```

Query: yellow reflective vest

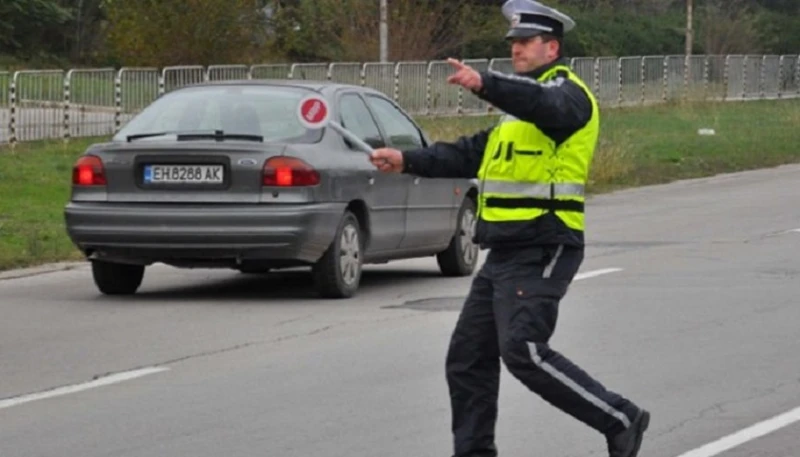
475;64;599;248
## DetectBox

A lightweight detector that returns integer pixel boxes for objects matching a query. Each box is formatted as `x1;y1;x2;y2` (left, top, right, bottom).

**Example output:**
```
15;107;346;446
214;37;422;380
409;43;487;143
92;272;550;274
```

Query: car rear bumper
64;201;346;265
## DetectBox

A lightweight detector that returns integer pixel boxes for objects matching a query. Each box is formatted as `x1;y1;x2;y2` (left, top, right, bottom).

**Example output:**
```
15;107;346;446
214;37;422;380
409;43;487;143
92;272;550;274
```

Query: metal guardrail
1;54;798;146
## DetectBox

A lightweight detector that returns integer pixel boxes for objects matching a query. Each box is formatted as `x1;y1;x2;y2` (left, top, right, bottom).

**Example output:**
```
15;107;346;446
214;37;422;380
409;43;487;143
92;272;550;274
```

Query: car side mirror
363;136;386;149
387;134;422;151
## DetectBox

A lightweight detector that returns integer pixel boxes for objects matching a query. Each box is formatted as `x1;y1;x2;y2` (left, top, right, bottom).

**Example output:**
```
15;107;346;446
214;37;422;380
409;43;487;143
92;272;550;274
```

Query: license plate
143;164;224;184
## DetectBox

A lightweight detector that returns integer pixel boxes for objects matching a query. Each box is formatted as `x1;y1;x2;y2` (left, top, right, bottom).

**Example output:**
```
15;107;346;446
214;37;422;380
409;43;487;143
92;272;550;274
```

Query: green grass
591;98;800;191
1;98;799;271
0;137;104;270
418;98;800;192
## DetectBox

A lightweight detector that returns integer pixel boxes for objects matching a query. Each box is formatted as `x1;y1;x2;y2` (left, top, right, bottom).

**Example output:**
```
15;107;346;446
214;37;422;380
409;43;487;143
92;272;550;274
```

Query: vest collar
516;57;570;80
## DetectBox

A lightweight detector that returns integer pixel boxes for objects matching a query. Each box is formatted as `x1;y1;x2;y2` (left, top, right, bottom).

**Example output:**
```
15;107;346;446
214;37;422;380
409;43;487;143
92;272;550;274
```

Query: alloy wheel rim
339;224;360;285
460;209;478;265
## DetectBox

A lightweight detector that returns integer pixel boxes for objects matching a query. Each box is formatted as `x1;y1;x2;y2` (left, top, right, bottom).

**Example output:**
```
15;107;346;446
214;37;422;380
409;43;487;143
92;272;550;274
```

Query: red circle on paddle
297;96;329;129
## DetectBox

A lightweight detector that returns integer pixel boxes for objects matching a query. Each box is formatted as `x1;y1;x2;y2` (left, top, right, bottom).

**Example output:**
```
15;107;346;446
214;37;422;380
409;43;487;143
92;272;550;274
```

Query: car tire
437;197;479;277
312;210;363;299
91;260;145;295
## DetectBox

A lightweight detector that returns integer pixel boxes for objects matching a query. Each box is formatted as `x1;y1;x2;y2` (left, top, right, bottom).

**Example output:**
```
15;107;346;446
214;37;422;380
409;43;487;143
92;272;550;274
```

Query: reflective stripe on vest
481;180;585;198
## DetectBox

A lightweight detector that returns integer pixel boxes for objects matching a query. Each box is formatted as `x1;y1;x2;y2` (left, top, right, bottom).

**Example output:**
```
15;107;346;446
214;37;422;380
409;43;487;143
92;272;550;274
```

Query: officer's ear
540;33;563;59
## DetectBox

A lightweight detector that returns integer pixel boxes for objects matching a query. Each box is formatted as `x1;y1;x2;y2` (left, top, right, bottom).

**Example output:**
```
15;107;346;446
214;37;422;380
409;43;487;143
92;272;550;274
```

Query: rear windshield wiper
126;131;170;142
126;130;264;143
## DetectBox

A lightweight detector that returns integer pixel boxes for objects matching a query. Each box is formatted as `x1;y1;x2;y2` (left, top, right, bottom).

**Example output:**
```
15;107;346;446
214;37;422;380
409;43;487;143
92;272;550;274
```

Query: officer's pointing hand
446;58;483;91
370;148;404;173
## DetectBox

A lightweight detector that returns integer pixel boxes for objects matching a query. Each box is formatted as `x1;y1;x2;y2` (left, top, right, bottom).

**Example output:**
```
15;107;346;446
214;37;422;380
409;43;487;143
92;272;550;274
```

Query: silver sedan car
64;80;480;298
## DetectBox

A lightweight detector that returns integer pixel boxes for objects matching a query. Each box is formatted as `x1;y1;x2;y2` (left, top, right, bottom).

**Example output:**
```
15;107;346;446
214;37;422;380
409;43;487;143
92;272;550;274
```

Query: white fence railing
1;54;798;146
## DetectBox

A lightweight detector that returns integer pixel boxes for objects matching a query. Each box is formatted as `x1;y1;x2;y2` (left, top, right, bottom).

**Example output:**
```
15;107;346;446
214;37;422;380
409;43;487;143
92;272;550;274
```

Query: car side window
364;95;425;151
339;93;384;149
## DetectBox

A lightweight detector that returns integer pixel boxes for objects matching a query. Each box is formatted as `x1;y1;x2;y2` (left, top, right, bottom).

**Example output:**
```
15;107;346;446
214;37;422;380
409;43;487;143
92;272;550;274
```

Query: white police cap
501;0;575;40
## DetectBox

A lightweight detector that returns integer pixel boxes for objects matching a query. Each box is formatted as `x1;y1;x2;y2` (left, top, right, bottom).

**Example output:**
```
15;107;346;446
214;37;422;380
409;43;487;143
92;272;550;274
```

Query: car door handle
413;177;420;185
368;177;375;185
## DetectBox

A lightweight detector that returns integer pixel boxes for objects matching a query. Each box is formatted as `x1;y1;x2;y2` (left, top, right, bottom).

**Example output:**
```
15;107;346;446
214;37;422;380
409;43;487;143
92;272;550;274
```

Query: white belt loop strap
542;244;564;279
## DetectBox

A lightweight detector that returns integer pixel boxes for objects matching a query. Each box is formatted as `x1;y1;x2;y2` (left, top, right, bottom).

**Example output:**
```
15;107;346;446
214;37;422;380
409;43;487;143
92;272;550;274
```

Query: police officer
369;0;650;456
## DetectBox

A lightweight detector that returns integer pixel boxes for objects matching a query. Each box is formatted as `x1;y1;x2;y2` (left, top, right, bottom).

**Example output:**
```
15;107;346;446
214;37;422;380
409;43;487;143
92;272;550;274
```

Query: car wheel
91;260;145;295
312;210;363;299
437;197;479;277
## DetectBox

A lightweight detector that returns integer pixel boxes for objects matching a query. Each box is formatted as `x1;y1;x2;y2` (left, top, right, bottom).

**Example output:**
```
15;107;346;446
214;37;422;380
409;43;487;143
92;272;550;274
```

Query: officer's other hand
447;58;483;91
370;148;404;173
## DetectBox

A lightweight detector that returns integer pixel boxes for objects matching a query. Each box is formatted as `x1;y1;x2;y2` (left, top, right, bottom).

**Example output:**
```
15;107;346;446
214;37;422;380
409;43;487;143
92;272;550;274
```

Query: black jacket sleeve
473;70;592;133
400;128;492;179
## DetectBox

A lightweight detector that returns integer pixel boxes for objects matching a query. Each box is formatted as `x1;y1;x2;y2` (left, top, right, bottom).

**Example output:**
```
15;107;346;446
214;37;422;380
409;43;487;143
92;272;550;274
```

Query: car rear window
113;84;324;143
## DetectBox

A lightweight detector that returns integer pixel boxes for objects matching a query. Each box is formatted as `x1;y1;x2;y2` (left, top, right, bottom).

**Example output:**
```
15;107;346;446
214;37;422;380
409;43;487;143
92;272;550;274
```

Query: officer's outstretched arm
475;70;591;131
400;128;491;179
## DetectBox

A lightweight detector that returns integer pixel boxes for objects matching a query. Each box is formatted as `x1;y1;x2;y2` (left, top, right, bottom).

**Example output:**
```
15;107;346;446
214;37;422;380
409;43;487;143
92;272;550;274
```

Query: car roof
175;79;386;97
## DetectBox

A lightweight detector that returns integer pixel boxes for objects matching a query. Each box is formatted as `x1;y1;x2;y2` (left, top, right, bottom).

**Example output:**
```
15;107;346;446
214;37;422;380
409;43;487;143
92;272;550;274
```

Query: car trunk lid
95;141;287;204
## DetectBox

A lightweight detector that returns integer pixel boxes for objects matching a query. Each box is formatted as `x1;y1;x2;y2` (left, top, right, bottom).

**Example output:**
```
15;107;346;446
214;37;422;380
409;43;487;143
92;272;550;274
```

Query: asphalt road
2;165;800;457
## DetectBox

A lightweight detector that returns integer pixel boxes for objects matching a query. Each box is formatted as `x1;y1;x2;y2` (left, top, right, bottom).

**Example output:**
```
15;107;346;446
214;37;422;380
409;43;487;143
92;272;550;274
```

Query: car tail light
263;156;320;187
72;155;107;186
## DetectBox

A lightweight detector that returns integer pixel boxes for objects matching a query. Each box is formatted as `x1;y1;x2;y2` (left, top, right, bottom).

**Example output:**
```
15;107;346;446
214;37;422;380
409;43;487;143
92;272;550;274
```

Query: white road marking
575;268;623;280
789;229;800;233
0;366;169;410
673;405;800;457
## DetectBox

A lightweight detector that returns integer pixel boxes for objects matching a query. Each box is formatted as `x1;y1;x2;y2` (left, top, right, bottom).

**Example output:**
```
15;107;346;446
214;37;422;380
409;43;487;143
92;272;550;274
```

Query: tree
267;0;503;62
102;0;273;67
0;0;72;58
697;0;762;54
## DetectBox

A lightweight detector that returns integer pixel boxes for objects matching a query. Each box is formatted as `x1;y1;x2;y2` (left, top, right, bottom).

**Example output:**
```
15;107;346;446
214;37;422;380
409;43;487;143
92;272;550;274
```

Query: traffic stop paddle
296;94;375;155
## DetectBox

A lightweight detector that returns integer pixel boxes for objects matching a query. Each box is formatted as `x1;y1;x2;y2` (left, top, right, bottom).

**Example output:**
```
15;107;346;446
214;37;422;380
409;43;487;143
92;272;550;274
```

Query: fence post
640;56;646;106
64;70;71;142
9;74;16;148
617;57;623;108
742;55;748;99
723;55;730;102
425;61;433;117
683;54;689;101
456;66;463;116
158;70;165;97
114;69;122;133
393;63;400;103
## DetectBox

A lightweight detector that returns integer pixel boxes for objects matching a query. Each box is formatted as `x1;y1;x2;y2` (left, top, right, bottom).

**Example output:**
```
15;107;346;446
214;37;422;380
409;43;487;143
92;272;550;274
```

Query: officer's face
510;35;559;72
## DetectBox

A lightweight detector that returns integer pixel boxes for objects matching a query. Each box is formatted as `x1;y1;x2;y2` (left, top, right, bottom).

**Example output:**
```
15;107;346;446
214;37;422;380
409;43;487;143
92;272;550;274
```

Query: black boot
606;408;650;457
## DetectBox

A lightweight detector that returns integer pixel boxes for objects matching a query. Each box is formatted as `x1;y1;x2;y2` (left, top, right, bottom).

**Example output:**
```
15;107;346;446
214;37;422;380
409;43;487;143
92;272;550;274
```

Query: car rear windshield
113;84;324;143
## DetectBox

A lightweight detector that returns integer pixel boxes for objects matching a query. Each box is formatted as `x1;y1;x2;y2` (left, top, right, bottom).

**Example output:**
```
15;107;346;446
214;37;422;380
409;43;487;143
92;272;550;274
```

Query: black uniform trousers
445;244;640;457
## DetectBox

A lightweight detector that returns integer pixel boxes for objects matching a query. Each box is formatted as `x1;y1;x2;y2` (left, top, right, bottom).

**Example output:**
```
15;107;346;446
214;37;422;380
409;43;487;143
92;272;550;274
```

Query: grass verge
1;98;799;271
0;137;101;270
418;98;800;193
